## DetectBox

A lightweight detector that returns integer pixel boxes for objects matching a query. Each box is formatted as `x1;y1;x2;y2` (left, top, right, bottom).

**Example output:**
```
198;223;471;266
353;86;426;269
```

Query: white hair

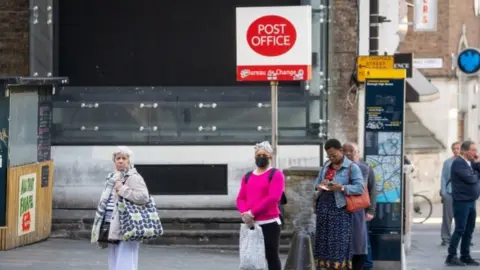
254;141;273;155
112;146;134;168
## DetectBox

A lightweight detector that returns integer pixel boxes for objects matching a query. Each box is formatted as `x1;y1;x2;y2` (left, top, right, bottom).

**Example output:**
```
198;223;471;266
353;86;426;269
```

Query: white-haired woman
90;146;149;270
236;141;285;270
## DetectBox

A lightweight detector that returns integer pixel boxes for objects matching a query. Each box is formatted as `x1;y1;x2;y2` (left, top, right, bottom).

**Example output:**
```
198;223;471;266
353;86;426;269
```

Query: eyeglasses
326;152;341;159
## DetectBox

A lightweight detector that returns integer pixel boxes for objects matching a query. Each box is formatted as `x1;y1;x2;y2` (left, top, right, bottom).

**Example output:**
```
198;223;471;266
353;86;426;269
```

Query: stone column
282;167;320;233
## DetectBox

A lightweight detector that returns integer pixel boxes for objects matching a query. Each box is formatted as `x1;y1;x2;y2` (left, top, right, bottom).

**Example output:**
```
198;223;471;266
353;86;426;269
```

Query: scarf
90;169;131;244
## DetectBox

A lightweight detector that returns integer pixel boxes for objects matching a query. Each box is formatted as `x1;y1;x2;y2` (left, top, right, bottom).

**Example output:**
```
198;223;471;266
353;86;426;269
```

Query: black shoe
441;241;449;246
445;255;466;266
471;242;475;246
460;256;480;266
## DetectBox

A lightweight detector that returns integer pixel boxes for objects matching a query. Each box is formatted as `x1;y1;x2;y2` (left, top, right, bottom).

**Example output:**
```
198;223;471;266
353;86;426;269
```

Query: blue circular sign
458;48;480;75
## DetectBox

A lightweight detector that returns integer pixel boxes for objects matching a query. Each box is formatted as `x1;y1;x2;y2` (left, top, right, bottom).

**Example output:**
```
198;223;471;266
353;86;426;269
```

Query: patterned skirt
315;192;353;270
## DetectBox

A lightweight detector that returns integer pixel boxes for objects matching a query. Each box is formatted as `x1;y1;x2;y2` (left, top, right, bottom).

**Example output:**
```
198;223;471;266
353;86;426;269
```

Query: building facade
4;0;468;207
1;0;339;209
355;0;480;202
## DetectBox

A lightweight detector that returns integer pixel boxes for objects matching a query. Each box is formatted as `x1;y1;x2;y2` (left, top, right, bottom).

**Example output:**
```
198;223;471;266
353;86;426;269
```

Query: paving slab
0;239;276;270
407;203;480;269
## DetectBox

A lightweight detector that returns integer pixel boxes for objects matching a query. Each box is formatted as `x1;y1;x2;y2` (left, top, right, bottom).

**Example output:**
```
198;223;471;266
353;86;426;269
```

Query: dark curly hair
324;138;342;151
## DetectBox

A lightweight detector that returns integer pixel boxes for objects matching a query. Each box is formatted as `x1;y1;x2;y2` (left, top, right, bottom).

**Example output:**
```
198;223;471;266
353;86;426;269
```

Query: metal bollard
283;230;315;270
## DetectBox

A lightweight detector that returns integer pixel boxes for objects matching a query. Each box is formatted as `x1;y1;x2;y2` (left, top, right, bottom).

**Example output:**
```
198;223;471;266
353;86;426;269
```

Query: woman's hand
328;184;344;192
241;211;254;225
316;180;330;191
114;181;123;192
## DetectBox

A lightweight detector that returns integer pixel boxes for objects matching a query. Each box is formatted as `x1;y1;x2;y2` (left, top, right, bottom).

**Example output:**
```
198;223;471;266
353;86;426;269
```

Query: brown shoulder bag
345;164;371;212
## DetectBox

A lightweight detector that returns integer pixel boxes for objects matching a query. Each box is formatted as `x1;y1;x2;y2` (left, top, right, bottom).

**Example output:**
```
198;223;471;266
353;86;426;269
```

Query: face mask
255;156;269;168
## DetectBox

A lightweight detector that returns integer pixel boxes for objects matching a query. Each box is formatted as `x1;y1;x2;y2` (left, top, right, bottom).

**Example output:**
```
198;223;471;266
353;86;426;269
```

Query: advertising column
363;69;406;264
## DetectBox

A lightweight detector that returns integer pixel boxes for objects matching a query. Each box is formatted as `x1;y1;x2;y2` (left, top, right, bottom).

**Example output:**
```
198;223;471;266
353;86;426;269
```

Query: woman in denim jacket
313;139;365;269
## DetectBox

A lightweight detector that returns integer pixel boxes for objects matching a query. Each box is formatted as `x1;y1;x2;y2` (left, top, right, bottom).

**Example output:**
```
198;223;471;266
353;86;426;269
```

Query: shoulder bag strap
268;168;277;183
244;171;253;184
348;163;353;185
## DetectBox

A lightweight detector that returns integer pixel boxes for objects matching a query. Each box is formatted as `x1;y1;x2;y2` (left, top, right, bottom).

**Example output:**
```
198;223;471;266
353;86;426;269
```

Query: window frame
51;85;325;146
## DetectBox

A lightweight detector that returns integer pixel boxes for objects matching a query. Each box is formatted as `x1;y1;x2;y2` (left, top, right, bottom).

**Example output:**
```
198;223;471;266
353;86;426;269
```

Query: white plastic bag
239;223;266;270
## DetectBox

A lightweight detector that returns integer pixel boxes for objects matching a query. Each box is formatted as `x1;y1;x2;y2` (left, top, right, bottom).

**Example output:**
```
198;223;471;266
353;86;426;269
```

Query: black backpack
244;168;288;226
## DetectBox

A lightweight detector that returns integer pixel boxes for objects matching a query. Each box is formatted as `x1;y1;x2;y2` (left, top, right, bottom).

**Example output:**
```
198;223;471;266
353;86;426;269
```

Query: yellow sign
364;69;406;79
357;56;394;82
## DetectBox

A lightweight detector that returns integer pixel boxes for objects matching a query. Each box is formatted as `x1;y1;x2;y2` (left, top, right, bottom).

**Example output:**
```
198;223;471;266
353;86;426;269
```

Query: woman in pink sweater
236;141;285;270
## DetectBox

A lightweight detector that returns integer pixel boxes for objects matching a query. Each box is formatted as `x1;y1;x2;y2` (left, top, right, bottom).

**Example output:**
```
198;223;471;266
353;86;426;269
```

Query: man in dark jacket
446;140;480;266
343;143;377;270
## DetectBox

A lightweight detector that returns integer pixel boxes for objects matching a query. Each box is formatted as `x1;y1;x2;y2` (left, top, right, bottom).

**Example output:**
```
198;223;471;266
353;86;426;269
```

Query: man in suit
440;142;460;246
446;140;480;266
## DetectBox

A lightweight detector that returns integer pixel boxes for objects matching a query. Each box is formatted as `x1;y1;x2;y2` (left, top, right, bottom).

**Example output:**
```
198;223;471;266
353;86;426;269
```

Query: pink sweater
236;168;285;221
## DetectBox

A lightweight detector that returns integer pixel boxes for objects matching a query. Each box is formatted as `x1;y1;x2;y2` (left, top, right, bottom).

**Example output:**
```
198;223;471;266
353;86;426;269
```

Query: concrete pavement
1;202;478;269
0;239;251;270
407;202;480;269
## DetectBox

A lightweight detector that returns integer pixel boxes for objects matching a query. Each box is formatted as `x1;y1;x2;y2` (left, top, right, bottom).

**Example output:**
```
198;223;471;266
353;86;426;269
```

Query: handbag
97;221;110;243
97;217;120;244
239;224;266;270
345;164;371;212
118;196;163;241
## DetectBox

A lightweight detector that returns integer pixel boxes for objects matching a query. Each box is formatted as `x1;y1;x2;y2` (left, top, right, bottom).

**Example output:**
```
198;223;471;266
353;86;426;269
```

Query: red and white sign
236;6;312;81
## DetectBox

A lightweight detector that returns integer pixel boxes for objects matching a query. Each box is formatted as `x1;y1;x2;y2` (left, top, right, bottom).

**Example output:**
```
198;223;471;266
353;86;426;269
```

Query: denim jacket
313;157;365;209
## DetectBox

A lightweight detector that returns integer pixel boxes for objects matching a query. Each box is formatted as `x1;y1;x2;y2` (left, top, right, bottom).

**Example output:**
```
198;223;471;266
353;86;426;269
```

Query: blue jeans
448;201;477;257
364;223;373;269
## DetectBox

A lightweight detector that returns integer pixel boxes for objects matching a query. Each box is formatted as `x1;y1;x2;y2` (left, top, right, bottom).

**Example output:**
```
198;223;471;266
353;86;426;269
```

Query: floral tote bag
118;196;163;241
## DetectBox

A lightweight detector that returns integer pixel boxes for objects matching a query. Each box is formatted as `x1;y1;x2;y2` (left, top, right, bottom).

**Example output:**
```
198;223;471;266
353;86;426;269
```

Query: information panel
37;101;52;162
364;77;405;263
364;78;405;227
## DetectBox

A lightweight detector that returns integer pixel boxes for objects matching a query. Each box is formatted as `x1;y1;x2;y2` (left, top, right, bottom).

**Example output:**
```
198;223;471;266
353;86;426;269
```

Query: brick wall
399;0;480;77
0;0;29;76
328;0;359;143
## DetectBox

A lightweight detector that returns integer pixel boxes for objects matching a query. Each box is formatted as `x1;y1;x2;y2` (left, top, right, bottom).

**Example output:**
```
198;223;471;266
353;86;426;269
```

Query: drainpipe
359;0;380;156
369;0;379;56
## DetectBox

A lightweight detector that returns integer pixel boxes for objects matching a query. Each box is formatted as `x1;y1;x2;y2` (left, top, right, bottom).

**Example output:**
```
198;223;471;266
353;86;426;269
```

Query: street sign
236;6;312;81
457;48;480;76
364;69;406;80
394;53;413;78
357;56;394;82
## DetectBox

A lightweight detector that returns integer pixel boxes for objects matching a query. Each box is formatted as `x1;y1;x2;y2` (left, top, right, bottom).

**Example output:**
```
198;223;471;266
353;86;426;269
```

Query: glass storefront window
52;87;322;145
53;0;327;145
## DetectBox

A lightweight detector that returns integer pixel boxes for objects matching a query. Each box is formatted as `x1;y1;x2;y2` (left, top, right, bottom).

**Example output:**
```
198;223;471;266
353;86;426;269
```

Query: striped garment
91;172;117;244
91;169;129;245
104;195;116;222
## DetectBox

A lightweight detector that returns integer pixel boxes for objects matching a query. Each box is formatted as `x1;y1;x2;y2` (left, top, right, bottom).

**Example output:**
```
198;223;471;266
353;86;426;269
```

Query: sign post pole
270;80;279;167
236;6;312;162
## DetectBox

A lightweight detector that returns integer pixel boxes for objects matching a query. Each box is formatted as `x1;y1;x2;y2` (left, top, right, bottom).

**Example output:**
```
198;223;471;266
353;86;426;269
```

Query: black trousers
352;254;366;270
260;222;282;270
